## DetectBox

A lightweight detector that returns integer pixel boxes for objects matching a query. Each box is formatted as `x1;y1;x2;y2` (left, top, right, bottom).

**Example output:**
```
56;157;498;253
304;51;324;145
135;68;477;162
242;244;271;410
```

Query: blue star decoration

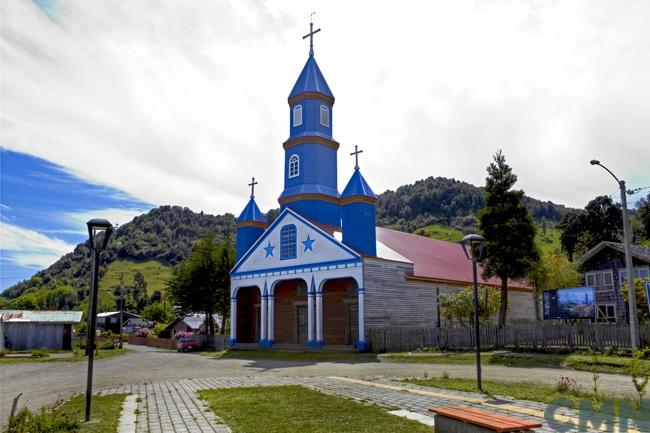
264;241;275;257
302;234;315;252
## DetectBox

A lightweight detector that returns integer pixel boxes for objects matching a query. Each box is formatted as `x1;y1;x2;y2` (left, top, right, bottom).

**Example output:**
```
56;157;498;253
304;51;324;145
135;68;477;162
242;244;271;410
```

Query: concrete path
106;376;648;433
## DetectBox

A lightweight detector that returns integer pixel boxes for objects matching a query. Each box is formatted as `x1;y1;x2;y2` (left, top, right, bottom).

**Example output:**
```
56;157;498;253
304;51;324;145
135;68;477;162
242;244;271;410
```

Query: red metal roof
376;227;530;290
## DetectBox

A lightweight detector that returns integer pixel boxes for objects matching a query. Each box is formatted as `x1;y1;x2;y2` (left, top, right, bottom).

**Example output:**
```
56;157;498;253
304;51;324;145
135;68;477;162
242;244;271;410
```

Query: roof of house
0;310;83;324
166;313;223;331
375;227;530;290
97;311;141;318
579;241;650;265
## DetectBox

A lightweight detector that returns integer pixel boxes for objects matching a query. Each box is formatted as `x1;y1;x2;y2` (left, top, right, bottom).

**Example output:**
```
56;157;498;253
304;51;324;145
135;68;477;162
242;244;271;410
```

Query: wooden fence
366;323;650;353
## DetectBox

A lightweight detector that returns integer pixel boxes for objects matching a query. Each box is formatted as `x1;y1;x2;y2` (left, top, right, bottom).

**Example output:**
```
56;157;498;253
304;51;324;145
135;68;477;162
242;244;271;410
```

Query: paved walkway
102;376;649;433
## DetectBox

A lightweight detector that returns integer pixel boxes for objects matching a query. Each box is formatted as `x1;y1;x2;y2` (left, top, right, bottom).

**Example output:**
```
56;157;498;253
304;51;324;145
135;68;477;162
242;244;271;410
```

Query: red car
176;337;199;352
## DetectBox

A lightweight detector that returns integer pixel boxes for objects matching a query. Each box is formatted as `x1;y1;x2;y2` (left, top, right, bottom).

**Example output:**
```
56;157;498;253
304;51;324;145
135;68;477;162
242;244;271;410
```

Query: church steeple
236;178;266;260
278;19;341;227
341;147;377;256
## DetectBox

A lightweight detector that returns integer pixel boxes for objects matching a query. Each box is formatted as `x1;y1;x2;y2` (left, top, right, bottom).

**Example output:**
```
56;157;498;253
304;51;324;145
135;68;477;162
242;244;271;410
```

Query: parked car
176;337;199;352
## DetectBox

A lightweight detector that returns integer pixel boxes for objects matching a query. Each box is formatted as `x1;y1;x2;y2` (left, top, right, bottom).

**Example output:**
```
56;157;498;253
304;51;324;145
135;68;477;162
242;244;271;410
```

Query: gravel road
0;344;638;424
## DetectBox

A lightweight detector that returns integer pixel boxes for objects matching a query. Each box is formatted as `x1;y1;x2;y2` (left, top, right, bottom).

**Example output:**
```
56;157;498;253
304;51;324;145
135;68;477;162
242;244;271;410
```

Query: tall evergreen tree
478;150;539;328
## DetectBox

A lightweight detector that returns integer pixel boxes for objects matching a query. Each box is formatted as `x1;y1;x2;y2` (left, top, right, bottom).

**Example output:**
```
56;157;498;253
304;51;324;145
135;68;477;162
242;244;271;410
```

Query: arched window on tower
288;154;300;178
280;224;297;260
293;105;303;127
320;105;330;127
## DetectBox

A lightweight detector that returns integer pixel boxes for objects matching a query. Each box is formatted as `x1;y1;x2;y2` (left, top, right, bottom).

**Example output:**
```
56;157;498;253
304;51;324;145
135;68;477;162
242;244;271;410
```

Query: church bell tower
278;20;341;227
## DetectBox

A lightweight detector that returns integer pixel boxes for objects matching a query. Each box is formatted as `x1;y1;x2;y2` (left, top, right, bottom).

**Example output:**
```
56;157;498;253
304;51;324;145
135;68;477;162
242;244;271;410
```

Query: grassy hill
414;224;465;242
98;260;174;297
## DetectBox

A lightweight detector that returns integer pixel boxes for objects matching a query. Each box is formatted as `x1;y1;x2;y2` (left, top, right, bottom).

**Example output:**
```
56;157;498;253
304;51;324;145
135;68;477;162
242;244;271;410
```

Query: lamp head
590;160;600;166
459;234;486;261
87;218;113;250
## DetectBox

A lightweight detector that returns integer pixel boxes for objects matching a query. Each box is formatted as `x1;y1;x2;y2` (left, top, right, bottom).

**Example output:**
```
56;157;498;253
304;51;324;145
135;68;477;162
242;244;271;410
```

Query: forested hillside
3;206;236;303
376;176;572;232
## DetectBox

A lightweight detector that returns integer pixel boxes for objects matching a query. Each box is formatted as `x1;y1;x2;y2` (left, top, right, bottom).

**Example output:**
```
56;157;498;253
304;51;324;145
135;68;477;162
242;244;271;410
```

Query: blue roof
237;198;265;223
341;169;376;199
289;56;334;100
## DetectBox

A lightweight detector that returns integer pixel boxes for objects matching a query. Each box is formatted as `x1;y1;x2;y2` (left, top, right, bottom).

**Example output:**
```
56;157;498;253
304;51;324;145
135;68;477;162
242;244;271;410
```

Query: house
578;241;650;323
122;317;150;334
0;310;82;350
165;314;223;338
228;25;536;350
96;311;141;334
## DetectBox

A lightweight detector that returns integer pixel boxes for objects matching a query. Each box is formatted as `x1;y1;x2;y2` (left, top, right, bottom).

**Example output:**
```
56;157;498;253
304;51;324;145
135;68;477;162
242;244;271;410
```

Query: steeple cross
303;12;321;57
248;177;258;199
350;145;363;170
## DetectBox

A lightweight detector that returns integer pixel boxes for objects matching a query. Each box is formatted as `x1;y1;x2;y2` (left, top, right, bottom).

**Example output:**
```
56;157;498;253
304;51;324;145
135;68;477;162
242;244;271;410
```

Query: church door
347;304;358;345
295;306;308;344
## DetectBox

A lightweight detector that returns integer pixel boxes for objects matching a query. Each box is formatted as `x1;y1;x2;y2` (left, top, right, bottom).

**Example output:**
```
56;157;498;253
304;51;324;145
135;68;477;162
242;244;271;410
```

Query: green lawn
199;385;432;432
535;226;562;255
379;351;650;375
0;348;131;364
99;259;173;297
414;224;465;242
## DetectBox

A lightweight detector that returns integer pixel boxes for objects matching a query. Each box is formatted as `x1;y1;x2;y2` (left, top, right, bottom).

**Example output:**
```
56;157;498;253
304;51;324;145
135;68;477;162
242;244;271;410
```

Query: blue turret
278;25;341;227
236;179;266;260
341;152;377;256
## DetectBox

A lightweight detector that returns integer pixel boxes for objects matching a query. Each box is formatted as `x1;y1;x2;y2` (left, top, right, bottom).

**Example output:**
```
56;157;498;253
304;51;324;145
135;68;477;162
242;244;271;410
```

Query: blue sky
0;148;152;290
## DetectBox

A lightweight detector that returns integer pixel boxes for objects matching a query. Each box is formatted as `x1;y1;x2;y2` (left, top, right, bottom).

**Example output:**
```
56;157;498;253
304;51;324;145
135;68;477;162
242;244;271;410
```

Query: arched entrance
235;286;260;343
272;279;308;344
321;277;359;345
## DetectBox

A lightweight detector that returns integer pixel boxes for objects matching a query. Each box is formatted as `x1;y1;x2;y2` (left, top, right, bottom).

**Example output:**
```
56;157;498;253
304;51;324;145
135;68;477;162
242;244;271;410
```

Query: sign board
543;287;595;320
645;281;650;315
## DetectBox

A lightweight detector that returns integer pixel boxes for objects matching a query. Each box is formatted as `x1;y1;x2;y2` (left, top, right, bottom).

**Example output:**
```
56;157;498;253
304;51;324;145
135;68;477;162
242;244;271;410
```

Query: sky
1;0;649;290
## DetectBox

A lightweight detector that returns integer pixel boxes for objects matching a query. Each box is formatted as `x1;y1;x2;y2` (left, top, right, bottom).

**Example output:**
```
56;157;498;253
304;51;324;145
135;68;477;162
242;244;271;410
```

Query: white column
260;293;267;343
357;288;366;349
267;293;274;343
229;297;237;344
316;291;323;343
307;291;315;343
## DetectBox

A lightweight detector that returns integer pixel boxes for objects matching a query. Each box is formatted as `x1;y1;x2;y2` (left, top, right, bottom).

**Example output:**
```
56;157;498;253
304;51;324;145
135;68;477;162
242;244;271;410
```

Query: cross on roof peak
302;12;321;57
350;145;363;170
248;177;258;199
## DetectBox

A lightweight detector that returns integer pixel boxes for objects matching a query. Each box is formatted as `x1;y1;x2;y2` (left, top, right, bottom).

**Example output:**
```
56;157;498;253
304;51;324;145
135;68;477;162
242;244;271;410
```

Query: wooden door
296;306;308;344
347;304;358;345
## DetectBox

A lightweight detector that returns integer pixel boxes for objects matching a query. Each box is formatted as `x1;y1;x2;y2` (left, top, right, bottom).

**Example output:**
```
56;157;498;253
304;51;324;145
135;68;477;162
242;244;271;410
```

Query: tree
140;301;174;324
559;196;622;261
527;253;580;320
634;193;650;243
478;150;539;328
166;233;233;335
439;285;500;327
622;279;650;324
11;293;38;310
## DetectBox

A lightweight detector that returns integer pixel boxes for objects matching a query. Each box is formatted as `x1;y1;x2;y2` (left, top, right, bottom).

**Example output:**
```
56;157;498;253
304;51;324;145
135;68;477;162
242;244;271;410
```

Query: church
228;23;535;350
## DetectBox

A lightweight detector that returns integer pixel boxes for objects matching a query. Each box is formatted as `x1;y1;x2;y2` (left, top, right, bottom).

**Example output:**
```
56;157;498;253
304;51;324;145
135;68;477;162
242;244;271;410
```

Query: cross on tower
302;12;321;57
350;145;363;170
248;177;258;199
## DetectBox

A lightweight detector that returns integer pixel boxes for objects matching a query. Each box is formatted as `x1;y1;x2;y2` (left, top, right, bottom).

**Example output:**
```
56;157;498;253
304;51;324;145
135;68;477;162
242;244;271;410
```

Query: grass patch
6;394;126;433
414;224;465;242
99;259;173;297
535;226;562;255
380;351;650;375
0;348;131;364
219;350;378;363
199;385;432;432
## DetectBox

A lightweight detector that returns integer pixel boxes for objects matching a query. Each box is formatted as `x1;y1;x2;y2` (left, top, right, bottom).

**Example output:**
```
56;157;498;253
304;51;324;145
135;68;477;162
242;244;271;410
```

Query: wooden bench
428;406;543;433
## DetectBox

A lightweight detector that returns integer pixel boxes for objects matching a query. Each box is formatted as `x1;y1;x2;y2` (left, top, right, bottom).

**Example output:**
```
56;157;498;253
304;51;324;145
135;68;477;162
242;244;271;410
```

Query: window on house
585;270;614;291
280;224;297;260
596;304;617;323
320;105;330;127
288;154;300;178
618;266;650;285
293;105;303;127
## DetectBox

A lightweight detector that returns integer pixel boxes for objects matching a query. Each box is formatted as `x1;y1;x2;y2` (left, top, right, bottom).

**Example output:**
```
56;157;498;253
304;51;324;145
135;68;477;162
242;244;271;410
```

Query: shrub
6;404;79;432
97;341;115;350
153;323;167;337
0;349;7;358
133;327;152;338
30;349;50;358
175;331;194;339
556;376;579;395
629;356;650;405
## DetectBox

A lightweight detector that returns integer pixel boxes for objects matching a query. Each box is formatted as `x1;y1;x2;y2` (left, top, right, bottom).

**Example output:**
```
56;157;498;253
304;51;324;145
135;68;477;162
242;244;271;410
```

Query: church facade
229;25;535;350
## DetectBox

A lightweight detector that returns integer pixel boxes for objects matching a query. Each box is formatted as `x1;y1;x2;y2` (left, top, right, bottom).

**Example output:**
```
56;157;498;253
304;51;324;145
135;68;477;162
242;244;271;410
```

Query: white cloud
2;0;649;213
0;223;76;268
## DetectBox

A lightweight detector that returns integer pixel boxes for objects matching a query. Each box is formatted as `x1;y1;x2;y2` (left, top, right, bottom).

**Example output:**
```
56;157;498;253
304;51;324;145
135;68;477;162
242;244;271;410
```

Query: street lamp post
459;234;486;391
85;218;113;423
590;160;639;351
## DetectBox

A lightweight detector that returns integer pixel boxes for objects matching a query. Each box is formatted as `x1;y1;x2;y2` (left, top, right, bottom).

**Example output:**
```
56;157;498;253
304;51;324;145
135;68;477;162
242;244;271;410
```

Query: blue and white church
229;23;536;350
